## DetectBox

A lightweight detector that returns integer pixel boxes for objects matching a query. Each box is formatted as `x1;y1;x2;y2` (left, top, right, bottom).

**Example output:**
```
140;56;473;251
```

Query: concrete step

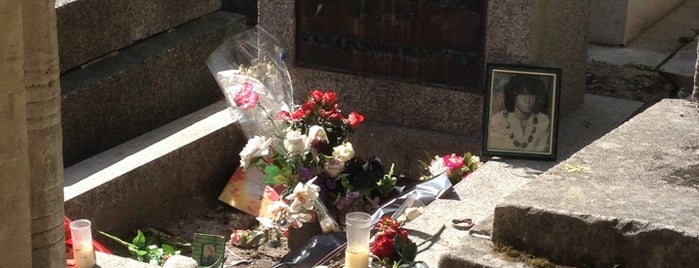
60;12;248;166
403;94;643;267
56;0;221;72
660;38;698;92
492;99;699;267
588;0;699;71
64;101;246;235
62;100;482;236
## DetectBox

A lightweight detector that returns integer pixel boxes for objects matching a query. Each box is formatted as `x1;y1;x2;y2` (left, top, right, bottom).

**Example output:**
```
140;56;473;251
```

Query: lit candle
344;212;371;268
70;219;96;268
345;248;369;268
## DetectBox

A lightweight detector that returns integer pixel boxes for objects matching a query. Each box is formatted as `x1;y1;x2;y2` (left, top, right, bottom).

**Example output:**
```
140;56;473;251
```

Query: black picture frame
482;64;561;160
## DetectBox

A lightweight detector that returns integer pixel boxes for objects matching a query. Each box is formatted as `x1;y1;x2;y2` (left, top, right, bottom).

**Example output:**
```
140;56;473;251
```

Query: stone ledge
60;12;247;166
492;99;699;267
64;101;246;235
56;0;221;72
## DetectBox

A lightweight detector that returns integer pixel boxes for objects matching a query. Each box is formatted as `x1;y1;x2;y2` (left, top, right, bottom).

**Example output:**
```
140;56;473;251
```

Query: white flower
324;158;345;177
306;125;329;149
404;207;424;221
428;156;447;176
470;155;482;170
284;129;307;156
285;178;320;213
257;201;312;231
332;143;355;163
239;136;271;170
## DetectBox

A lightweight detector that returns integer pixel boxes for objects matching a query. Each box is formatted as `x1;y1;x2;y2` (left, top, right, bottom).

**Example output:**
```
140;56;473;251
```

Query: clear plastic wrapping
207;26;294;138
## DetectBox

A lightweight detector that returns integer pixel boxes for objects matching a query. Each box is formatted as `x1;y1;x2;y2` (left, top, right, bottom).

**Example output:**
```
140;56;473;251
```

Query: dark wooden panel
296;0;486;91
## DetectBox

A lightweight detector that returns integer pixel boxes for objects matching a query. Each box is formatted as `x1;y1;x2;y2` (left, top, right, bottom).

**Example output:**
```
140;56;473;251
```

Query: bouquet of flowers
208;27;402;247
420;152;482;184
369;216;429;268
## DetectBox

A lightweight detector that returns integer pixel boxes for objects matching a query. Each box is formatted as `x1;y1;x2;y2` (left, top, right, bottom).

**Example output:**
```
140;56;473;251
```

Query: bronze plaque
296;0;486;90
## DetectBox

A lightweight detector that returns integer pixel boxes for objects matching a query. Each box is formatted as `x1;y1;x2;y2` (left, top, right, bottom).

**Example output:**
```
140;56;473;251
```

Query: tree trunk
0;1;33;267
22;0;66;266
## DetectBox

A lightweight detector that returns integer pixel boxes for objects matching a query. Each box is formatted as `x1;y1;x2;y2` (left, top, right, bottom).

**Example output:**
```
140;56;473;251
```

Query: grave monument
259;0;590;139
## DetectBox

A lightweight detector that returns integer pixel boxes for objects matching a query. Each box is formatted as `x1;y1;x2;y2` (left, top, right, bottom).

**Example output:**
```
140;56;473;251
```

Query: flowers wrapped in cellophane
207;26;294;139
208;27;405;247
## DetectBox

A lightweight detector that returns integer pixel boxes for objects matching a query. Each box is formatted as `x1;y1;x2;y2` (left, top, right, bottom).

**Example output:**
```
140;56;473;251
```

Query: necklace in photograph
504;113;538;148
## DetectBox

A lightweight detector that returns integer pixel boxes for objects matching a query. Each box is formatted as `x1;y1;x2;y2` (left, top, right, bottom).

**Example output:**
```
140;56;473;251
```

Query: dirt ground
134;61;676;268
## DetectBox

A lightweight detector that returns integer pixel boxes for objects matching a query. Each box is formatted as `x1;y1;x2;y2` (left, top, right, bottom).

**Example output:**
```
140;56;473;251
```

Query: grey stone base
493;99;699;267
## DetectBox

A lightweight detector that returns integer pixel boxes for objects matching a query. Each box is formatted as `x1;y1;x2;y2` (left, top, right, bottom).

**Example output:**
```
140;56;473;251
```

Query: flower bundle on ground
370;217;429;268
420;152;482;184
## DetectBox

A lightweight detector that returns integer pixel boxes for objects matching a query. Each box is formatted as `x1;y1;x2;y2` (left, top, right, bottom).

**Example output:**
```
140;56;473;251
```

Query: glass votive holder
344;212;371;268
70;219;95;268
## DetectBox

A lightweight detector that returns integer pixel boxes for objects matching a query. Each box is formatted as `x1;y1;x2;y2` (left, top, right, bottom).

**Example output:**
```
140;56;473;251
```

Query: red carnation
276;111;290;121
370;233;395;259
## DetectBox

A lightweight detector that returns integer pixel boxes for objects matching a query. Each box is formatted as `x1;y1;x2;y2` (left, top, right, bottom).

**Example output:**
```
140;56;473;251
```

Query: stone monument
259;0;589;138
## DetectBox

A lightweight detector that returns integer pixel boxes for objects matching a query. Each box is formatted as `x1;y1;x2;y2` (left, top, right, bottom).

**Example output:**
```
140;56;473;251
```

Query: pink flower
233;82;259;110
229;229;250;246
442;154;464;170
276;111;290;121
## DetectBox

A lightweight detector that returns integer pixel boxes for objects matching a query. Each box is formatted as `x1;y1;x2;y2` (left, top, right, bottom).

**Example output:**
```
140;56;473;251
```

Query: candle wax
74;243;95;268
345;249;369;268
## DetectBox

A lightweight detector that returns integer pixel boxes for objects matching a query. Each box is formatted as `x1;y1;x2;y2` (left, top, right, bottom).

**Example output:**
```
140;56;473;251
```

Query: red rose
310;90;324;102
291;109;309;120
322;91;337;105
397;229;410;241
370;233;395;259
346;111;364;129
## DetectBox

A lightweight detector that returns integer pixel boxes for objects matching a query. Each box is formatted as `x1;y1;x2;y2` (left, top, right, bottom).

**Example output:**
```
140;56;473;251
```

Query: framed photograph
192;233;226;268
482;64;561;160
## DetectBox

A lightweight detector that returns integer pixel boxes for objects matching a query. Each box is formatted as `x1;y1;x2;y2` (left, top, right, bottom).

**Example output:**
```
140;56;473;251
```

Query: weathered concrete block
402;95;642;268
485;0;590;115
60;12;247;166
56;0;222;72
493;99;699;267
588;0;685;46
259;0;588;138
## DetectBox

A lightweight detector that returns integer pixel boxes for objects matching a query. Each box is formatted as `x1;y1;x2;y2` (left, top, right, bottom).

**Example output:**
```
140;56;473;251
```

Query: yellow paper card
218;167;280;217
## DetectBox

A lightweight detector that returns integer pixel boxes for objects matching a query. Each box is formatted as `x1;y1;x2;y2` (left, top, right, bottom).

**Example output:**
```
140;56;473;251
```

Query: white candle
73;242;95;268
345;249;369;268
70;219;96;268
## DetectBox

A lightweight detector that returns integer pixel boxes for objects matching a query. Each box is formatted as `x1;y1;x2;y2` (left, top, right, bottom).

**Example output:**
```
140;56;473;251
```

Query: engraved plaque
296;0;486;90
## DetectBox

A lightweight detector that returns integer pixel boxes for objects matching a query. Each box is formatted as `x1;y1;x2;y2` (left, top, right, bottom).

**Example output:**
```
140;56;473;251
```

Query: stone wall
259;0;588;138
589;0;686;45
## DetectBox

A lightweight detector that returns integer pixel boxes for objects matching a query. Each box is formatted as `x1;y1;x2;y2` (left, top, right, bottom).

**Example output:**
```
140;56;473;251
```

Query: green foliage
100;229;191;266
376;164;398;197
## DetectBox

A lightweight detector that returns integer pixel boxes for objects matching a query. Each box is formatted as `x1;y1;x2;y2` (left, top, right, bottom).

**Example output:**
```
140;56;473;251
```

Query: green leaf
161;244;175;255
401;243;417;262
132;230;146;248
